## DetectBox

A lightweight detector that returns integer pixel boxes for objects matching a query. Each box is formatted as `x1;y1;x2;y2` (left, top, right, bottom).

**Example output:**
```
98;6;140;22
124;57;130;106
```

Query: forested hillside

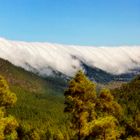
0;58;69;139
112;76;140;139
0;58;140;139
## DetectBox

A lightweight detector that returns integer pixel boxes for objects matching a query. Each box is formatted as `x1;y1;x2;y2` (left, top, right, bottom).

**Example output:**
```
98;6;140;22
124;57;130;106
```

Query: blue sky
0;0;139;45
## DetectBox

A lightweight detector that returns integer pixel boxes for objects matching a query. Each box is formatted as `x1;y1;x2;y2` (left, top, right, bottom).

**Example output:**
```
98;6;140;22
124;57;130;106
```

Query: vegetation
0;58;68;139
64;71;96;139
0;58;140;139
64;71;123;139
0;76;18;140
112;75;140;139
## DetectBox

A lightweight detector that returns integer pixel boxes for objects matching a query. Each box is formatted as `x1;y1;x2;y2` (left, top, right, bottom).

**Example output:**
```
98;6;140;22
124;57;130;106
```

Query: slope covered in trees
0;57;140;139
112;75;140;139
0;58;68;139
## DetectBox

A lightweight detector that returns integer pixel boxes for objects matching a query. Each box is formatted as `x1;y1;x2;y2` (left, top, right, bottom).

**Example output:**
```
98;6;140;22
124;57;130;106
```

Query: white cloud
0;37;140;76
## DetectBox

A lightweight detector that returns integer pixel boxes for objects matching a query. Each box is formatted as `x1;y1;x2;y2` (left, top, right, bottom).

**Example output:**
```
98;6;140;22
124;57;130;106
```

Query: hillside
112;75;140;138
0;58;68;137
1;57;140;139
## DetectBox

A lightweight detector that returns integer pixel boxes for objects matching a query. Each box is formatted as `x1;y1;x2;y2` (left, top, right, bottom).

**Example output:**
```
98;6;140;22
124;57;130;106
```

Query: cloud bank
0;37;140;76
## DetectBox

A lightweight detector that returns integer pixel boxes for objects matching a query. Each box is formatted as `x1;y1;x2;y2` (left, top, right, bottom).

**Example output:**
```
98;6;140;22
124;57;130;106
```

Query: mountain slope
112;75;140;138
0;58;68;135
1;56;140;138
0;37;140;80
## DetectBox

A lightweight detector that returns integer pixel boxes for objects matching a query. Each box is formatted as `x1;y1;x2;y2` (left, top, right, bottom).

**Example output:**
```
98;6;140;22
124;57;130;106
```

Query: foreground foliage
64;71;123;139
0;76;18;140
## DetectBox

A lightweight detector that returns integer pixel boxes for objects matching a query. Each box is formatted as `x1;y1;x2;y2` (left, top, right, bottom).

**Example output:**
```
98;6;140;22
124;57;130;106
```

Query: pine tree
64;71;96;139
90;89;123;140
64;71;123;140
0;75;18;140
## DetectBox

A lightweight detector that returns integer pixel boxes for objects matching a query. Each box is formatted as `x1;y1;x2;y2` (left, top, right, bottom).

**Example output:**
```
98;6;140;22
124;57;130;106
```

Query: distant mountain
82;63;140;83
0;37;140;83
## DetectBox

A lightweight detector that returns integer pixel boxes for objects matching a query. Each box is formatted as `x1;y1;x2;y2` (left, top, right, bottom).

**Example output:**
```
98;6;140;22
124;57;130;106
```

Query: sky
0;0;139;46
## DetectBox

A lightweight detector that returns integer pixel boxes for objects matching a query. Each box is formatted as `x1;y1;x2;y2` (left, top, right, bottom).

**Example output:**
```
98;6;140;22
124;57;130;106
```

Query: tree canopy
64;71;123;140
0;75;18;140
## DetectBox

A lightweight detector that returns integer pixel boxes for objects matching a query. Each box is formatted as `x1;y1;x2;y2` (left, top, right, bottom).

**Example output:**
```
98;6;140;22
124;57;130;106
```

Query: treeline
0;71;140;139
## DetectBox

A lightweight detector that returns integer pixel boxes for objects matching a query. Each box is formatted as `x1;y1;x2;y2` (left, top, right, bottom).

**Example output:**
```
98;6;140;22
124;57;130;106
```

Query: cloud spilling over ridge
0;37;140;76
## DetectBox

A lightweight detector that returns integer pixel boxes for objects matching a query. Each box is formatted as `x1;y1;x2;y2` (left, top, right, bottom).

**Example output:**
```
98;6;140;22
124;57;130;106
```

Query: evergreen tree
64;71;123;140
64;71;96;139
0;75;18;140
90;89;123;140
